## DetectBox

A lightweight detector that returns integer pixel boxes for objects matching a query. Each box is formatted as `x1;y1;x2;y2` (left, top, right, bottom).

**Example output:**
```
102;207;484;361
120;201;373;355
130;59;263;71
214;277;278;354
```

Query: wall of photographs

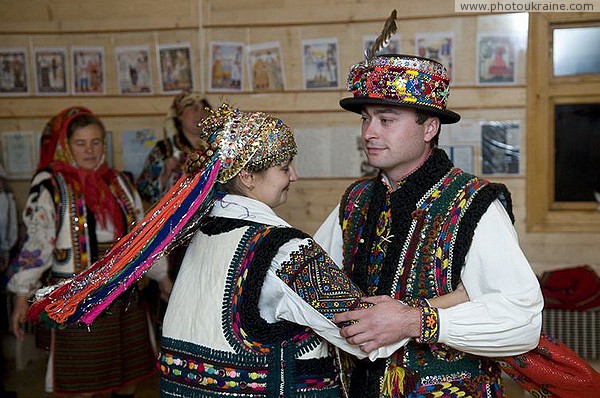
1;0;598;272
0;2;529;182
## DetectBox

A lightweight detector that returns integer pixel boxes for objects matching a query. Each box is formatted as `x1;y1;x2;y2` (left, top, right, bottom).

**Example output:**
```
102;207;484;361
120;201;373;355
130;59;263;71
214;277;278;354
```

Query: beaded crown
198;103;297;183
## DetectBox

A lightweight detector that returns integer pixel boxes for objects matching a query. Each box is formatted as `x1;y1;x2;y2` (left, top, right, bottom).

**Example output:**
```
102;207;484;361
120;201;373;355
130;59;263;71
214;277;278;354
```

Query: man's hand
333;295;421;352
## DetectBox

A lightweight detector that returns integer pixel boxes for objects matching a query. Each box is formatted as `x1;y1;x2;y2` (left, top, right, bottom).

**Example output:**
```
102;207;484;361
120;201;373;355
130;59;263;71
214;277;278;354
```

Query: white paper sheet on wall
294;126;364;178
0;131;36;180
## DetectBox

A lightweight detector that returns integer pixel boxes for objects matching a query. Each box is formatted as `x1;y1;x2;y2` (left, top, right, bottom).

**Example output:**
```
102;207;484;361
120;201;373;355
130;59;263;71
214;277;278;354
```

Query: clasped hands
333;295;421;353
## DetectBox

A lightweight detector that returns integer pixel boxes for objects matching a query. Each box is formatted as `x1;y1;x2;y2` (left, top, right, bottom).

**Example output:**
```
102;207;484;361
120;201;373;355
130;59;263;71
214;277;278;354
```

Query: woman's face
179;102;209;137
248;160;298;209
68;124;105;170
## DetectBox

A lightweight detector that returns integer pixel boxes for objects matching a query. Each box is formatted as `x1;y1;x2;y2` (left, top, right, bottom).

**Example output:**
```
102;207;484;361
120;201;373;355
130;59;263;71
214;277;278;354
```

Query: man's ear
424;117;440;143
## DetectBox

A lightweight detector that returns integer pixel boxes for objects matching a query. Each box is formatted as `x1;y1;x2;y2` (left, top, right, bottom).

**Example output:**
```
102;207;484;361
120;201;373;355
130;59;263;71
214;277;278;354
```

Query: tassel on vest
380;362;418;398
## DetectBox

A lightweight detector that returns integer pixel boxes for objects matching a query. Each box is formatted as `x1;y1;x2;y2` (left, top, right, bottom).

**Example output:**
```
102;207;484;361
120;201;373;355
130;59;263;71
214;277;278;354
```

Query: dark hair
415;110;441;147
67;114;106;139
200;98;212;110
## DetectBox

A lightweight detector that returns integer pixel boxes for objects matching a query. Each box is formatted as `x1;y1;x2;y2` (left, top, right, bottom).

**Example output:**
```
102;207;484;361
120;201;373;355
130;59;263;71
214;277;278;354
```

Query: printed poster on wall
301;38;339;90
440;145;474;174
0;131;36;180
33;47;68;95
477;34;518;85
247;42;285;92
0;48;29;95
157;43;194;94
71;46;106;95
115;45;153;95
294;126;363;178
481;120;521;175
208;41;244;92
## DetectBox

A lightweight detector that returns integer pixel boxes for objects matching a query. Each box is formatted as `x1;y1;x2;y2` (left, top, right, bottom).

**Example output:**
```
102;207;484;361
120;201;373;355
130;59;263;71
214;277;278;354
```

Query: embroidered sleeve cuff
417;306;440;344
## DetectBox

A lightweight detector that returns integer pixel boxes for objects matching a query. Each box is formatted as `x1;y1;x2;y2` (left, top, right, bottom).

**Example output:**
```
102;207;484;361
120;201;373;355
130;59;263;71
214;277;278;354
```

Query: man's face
360;105;438;182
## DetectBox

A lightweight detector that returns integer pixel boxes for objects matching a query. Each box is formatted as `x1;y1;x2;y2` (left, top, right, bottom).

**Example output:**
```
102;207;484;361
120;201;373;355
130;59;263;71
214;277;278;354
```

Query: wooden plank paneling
0;0;199;33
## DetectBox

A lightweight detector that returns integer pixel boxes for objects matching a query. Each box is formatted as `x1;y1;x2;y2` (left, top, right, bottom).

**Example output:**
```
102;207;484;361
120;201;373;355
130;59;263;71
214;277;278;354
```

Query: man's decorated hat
339;10;460;124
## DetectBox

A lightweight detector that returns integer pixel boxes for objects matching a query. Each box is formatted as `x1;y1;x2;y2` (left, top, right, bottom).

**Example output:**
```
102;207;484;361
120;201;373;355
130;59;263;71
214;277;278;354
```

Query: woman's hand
11;295;30;340
428;283;469;309
160;156;180;186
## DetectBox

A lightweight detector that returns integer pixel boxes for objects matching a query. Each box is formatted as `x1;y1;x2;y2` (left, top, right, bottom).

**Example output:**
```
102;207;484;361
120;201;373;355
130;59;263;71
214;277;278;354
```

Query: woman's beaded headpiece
198;103;297;183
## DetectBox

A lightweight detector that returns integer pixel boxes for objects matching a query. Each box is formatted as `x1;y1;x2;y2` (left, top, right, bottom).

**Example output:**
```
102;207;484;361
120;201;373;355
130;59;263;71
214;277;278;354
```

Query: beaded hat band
198;103;297;183
340;54;461;124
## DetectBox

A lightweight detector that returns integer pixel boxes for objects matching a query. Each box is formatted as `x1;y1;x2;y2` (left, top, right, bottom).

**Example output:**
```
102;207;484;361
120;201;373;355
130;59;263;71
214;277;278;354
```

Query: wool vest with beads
159;217;342;398
338;149;513;397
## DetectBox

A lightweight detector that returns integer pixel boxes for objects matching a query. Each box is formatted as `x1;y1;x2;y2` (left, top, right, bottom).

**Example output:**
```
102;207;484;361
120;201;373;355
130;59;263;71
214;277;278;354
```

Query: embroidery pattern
277;240;367;320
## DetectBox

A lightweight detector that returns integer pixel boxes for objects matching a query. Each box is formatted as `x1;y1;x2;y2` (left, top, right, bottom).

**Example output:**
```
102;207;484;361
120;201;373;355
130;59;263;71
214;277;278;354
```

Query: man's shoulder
343;177;377;198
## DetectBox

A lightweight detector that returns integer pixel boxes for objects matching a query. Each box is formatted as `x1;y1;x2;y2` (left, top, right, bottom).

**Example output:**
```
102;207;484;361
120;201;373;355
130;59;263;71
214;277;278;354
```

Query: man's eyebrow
372;107;403;116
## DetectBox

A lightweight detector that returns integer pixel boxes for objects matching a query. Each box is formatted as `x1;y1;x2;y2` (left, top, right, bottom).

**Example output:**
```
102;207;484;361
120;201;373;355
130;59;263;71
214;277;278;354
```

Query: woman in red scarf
8;107;166;397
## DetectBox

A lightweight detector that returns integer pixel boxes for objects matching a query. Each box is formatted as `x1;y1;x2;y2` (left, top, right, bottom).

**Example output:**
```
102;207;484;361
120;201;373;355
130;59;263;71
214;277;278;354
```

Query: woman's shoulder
30;169;57;187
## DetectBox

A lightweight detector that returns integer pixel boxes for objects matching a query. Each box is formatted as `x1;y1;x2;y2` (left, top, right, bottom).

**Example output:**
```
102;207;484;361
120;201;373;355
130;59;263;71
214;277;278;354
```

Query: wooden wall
0;0;598;274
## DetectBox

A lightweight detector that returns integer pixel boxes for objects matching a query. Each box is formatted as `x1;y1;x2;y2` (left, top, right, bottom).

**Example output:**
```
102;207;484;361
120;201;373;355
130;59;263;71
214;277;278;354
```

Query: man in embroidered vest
314;25;544;398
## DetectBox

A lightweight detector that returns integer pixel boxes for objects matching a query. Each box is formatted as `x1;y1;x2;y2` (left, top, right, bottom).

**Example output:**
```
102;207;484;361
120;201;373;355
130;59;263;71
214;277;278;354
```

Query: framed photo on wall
115;45;153;95
71;46;105;95
157;43;194;94
208;41;244;92
477;34;517;85
481;120;521;175
247;42;285;92
33;47;68;95
0;48;29;95
301;38;339;90
415;32;454;80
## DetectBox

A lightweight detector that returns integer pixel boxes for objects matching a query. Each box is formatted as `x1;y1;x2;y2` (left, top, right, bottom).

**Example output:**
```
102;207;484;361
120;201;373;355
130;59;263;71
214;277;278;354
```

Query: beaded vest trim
339;150;510;397
50;172;137;278
160;220;341;397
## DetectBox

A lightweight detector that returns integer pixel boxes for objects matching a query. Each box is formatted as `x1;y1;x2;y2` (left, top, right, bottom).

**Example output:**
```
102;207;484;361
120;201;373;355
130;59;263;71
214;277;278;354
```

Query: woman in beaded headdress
8;106;169;397
27;103;471;397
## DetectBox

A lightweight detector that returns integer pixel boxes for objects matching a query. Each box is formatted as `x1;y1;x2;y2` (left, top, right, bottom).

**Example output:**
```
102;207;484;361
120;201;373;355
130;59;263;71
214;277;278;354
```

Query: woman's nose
289;165;298;181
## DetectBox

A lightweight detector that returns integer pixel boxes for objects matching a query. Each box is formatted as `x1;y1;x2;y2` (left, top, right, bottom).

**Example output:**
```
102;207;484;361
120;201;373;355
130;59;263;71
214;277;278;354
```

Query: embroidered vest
340;167;512;398
159;220;342;398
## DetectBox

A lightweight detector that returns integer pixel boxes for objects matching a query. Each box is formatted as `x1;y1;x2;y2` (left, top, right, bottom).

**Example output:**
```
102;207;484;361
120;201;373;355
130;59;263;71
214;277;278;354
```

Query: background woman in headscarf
136;90;211;208
136;90;211;284
8;106;168;398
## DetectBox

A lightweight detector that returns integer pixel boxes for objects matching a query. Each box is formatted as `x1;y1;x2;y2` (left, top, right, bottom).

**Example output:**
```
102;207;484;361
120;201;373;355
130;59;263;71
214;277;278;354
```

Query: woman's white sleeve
437;200;544;357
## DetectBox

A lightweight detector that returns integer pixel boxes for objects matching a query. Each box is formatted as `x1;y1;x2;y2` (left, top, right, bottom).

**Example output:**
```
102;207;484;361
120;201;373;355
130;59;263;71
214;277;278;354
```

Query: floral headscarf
39;106;125;237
